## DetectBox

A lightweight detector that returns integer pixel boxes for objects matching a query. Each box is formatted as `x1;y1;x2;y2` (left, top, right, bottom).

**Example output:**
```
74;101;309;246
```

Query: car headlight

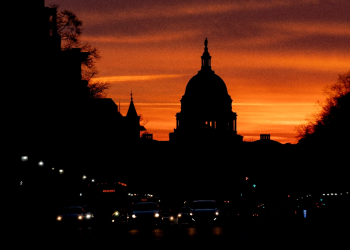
189;212;193;216
170;216;174;221
57;216;62;221
78;215;83;220
86;214;91;219
112;211;120;217
215;211;219;216
178;213;182;218
154;213;160;218
132;214;137;219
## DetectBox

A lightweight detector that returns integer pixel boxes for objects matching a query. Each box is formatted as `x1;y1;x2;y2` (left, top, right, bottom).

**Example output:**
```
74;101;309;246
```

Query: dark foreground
17;218;348;249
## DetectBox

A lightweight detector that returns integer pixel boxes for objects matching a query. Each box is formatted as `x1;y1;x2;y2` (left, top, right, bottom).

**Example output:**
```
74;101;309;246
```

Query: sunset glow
46;0;350;143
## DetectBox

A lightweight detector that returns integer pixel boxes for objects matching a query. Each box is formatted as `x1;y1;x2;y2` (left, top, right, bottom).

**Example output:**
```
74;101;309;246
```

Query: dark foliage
51;4;109;98
87;81;111;99
297;71;350;145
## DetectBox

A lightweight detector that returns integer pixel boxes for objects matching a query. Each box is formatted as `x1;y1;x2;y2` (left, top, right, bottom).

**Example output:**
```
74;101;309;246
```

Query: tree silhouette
87;81;111;99
297;70;350;145
51;4;109;98
51;5;100;80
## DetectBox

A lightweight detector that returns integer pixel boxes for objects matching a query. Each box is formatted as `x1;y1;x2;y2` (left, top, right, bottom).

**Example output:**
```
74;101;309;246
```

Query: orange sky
46;0;350;143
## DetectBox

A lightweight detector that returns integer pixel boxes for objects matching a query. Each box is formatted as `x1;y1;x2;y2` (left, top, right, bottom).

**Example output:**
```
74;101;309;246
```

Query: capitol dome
180;38;232;115
169;39;243;143
185;70;229;98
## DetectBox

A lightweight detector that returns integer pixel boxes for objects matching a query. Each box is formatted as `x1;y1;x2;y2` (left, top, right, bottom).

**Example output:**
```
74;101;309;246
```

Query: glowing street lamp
21;156;28;162
38;161;44;167
59;169;64;174
82;175;87;180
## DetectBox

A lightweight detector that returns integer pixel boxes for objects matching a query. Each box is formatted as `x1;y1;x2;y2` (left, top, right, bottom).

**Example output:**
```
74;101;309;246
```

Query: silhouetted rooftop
87;98;122;118
126;95;138;117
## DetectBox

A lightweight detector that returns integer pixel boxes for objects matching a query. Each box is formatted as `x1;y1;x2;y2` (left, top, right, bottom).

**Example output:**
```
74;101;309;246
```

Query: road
17;218;348;249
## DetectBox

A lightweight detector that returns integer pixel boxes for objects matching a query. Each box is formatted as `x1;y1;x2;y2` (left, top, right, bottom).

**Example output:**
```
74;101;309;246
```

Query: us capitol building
170;39;243;143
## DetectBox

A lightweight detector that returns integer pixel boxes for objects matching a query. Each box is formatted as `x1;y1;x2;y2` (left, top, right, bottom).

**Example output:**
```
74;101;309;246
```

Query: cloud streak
81;0;316;23
92;74;185;83
83;30;202;44
263;22;350;37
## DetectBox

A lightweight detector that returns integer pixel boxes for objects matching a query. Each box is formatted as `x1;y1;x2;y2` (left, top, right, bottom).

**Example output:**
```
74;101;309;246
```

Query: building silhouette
16;1;145;157
250;134;282;147
84;95;145;147
170;39;243;143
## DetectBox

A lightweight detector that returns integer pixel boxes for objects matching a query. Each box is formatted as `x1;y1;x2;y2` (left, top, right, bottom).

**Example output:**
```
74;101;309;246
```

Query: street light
21;156;28;162
38;161;44;167
82;175;87;180
59;169;64;174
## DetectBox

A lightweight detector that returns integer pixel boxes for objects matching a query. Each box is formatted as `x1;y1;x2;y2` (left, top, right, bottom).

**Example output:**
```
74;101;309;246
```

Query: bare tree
52;6;100;80
87;81;111;99
297;70;350;144
50;4;109;98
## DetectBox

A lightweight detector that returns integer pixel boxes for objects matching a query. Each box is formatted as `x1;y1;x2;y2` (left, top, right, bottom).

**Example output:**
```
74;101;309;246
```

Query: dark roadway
17;218;348;249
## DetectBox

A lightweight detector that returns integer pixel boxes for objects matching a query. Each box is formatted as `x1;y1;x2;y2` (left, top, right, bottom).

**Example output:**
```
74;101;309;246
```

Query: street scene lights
38;160;44;167
21;156;28;162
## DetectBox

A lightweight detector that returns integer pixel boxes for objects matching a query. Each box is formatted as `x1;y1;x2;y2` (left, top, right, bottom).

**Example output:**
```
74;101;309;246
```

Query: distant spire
201;38;212;71
127;92;138;117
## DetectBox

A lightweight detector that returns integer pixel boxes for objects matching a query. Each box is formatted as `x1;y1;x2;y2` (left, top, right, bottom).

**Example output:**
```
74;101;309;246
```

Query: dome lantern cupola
201;38;212;71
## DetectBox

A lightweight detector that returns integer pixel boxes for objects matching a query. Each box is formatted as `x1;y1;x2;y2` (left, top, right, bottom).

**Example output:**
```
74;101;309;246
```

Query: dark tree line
297;71;350;146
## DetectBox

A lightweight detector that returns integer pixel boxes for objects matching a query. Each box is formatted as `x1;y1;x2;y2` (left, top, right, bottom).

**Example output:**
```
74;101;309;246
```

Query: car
91;201;128;225
56;206;94;225
127;202;162;227
188;200;220;225
160;207;176;226
177;206;191;225
111;207;127;224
